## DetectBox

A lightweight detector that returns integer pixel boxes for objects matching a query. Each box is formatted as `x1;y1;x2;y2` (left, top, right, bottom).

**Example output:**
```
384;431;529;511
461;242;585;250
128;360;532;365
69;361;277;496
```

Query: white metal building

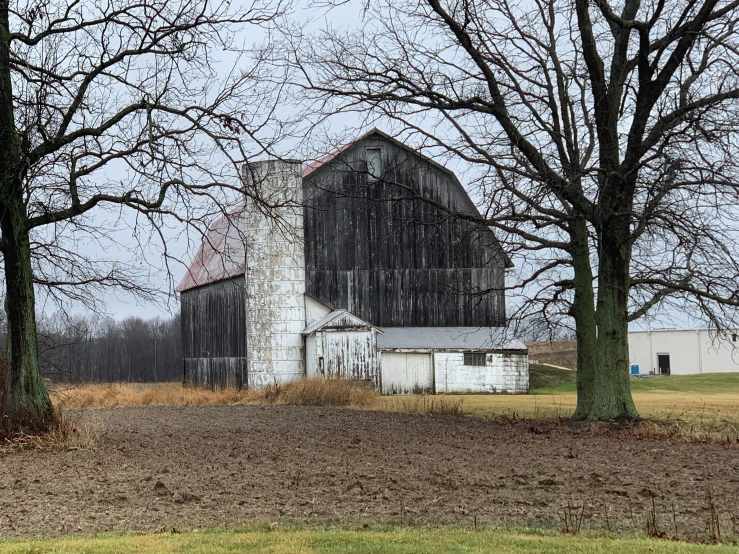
377;328;528;394
628;329;739;376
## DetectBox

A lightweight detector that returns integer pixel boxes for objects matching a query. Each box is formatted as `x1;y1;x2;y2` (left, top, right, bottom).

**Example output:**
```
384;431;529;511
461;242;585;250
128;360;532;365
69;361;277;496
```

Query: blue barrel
630;364;639;376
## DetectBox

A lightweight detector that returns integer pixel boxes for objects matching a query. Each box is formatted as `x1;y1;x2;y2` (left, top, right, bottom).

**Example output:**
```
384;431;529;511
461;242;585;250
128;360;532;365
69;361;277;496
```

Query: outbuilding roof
377;327;526;351
303;310;382;335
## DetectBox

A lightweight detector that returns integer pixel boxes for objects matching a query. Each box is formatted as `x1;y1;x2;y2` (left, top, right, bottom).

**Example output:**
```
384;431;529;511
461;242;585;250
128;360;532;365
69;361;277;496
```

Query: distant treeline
0;313;182;383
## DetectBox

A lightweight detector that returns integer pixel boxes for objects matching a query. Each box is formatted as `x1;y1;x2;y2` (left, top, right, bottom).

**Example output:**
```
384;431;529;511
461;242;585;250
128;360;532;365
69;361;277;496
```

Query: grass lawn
381;370;739;424
537;368;739;394
0;527;737;554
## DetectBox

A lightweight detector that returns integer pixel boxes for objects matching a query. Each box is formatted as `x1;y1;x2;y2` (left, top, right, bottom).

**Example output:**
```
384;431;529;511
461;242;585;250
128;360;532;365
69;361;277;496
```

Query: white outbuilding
377;328;528;394
628;329;739;376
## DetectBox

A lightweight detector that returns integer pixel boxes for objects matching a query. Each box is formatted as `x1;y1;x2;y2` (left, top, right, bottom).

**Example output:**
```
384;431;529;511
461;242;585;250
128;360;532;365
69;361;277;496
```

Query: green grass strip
531;371;739;395
0;526;737;554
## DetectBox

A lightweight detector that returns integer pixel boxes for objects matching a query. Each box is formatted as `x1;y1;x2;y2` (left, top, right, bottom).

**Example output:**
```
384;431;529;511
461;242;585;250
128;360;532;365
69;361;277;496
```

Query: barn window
463;352;487;366
366;148;382;182
733;333;737;342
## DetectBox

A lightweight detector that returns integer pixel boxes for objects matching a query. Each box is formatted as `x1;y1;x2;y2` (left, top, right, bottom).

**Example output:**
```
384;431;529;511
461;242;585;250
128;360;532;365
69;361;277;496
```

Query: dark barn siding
180;276;247;389
304;134;507;327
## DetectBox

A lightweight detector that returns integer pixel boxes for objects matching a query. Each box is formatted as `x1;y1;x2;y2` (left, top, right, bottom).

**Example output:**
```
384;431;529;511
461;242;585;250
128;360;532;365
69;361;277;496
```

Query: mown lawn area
382;369;739;425
534;367;739;395
1;527;737;554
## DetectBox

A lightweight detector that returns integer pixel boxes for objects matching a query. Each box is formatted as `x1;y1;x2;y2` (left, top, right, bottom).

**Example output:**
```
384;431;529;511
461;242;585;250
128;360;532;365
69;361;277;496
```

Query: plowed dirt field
0;405;736;537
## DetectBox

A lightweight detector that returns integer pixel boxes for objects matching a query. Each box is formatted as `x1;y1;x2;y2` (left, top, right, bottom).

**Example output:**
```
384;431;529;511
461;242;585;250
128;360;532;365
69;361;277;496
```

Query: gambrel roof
178;129;512;294
302;129;512;268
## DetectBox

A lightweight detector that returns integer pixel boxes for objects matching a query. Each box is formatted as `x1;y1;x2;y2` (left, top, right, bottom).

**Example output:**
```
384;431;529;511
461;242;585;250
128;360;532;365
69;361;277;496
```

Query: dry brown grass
51;382;263;410
48;380;739;443
266;378;379;407
3;409;102;451
626;417;739;443
50;379;379;410
385;394;465;416
50;380;473;417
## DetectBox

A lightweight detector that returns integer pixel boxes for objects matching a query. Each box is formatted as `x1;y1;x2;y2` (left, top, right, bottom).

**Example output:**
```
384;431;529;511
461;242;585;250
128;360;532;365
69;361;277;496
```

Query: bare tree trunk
0;0;52;433
589;216;638;420
0;199;53;432
570;219;598;420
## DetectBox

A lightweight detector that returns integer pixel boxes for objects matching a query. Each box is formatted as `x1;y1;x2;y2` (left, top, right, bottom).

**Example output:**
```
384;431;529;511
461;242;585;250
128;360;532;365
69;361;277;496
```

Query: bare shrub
390;395;464;416
706;490;722;542
263;381;283;405
559;502;586;535
645;497;664;538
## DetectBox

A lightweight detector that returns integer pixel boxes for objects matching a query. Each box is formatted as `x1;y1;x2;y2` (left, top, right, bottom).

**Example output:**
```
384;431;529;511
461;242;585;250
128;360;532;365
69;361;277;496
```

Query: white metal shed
377;328;529;394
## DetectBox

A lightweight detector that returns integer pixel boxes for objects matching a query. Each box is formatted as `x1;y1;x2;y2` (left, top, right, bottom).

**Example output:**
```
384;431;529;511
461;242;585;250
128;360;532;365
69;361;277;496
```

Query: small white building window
464;352;486;366
366;148;382;182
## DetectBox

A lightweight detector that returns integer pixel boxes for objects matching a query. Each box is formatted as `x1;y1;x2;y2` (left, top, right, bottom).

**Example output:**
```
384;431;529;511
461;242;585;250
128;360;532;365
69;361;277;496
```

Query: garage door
380;352;433;395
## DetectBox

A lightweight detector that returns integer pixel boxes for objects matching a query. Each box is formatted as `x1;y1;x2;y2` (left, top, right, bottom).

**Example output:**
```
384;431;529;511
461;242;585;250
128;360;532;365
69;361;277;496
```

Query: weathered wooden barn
177;130;528;393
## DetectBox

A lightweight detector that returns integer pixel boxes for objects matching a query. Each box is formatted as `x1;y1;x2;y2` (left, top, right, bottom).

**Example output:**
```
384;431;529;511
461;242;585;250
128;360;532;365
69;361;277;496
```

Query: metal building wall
433;351;529;393
628;329;739;375
305;295;332;326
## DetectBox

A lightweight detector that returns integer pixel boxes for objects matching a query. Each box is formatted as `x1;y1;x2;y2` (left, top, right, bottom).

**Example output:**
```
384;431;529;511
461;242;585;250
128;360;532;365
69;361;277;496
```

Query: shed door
324;331;377;381
380;353;433;395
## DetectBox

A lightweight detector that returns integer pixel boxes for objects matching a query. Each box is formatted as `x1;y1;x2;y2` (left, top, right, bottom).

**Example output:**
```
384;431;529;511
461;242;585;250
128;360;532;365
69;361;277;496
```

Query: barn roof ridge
178;130;513;292
301;128;458;181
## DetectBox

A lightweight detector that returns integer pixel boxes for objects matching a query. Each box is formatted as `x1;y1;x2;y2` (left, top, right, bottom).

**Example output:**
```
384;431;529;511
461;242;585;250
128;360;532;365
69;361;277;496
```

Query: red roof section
175;204;247;292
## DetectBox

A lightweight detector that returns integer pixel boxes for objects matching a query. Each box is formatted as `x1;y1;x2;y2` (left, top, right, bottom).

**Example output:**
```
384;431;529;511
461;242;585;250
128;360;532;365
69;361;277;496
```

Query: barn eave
303;309;383;336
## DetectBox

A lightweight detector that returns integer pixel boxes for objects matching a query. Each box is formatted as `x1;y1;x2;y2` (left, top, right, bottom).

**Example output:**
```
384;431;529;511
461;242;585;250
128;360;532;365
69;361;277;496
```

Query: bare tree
0;0;290;433
287;0;739;420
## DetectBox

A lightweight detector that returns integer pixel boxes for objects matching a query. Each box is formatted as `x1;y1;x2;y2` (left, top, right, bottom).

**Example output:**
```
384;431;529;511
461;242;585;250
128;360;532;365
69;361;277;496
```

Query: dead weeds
51;378;379;411
48;381;739;444
51;382;262;410
386;394;465;416
3;409;102;451
624;416;739;444
263;378;379;408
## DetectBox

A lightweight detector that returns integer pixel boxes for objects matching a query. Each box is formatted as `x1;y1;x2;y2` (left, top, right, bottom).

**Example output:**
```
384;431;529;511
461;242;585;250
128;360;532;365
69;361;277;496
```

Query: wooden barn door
323;331;377;381
380;352;433;395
